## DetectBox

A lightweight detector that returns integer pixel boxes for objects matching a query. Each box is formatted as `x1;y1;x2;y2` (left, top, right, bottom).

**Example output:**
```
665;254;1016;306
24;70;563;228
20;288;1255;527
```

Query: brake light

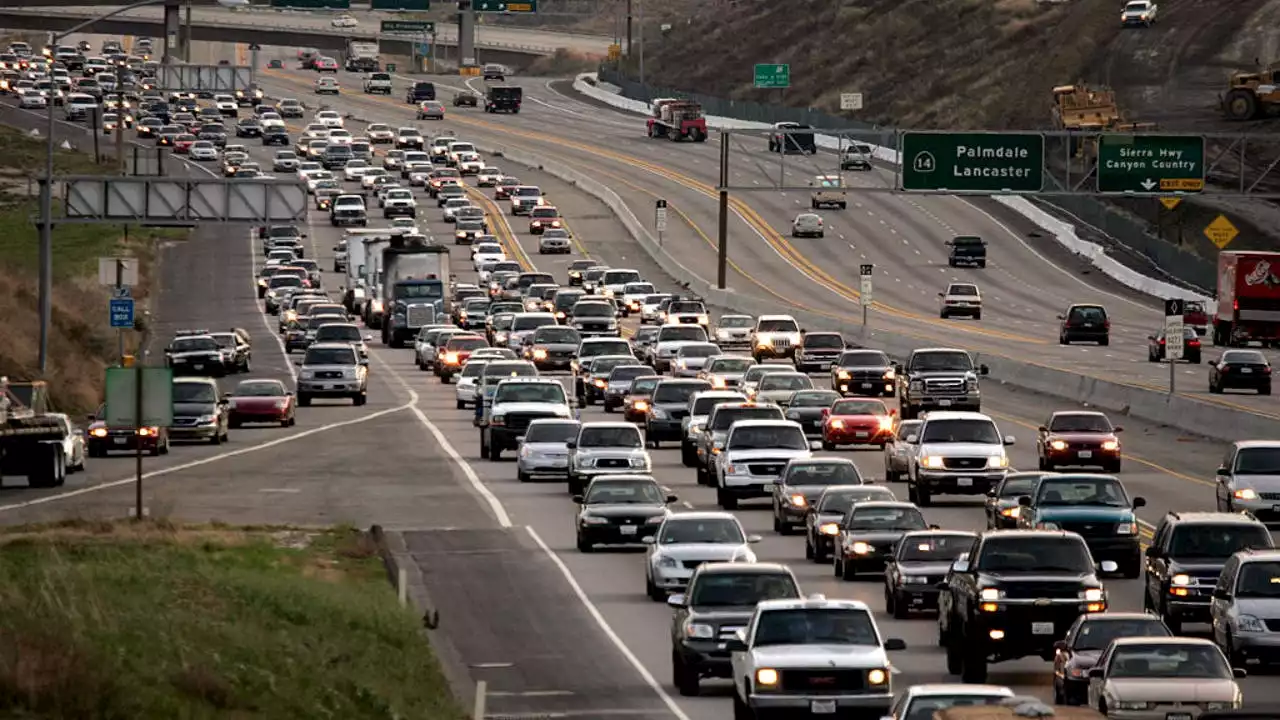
1188;339;1200;347
1158;339;1165;345
1234;299;1239;311
1104;320;1111;330
1265;367;1273;375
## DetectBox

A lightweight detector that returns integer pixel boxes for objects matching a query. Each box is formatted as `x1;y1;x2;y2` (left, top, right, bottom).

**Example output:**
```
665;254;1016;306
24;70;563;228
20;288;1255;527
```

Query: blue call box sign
110;298;134;328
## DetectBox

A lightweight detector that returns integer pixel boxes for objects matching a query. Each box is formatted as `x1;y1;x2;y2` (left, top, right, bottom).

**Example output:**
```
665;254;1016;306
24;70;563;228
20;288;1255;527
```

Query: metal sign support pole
115;260;125;362
1170;351;1175;395
115;64;126;174
717;133;729;290
133;362;144;520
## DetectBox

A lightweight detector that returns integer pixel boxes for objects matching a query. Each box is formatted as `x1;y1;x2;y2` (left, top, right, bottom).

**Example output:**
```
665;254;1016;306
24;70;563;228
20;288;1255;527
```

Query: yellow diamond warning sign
1160;197;1181;210
1204;214;1239;249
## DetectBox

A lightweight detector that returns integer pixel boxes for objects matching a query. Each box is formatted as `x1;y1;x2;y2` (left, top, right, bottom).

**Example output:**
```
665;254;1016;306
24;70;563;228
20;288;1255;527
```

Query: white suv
751;314;802;361
716;419;816;510
907;410;1013;506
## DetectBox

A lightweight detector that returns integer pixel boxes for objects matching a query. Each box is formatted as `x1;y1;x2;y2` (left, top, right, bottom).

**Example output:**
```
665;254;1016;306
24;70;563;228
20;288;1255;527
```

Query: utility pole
115;61;126;175
625;0;632;56
717;133;728;289
637;0;644;84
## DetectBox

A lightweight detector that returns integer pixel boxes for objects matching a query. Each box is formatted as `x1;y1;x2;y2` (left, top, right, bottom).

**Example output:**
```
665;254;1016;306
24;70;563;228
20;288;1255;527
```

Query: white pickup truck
363;72;393;95
730;596;905;718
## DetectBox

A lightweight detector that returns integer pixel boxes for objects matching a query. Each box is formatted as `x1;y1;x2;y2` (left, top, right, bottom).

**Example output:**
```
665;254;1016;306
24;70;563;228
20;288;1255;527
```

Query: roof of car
757;597;870;613
1109;636;1217;648
694;561;793;576
920;411;992;422
1230;439;1280;449
1162;511;1268;525
902;685;1014;698
664;510;739;522
1078;611;1165;622
728;419;801;429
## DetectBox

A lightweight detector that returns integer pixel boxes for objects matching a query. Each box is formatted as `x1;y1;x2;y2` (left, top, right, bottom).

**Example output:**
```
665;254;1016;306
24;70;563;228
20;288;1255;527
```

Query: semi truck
0;379;70;488
380;235;452;348
646;98;707;142
1213;250;1280;347
358;234;395;327
344;40;380;72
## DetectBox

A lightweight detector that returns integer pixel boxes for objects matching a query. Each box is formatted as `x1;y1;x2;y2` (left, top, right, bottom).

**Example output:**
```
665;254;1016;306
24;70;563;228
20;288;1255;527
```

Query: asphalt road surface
0;38;1274;719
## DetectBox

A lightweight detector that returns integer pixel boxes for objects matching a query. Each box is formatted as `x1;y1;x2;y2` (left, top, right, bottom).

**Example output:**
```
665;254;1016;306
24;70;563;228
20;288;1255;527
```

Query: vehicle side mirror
821;408;830;417
1088;668;1105;679
1018;495;1032;507
571;494;584;504
746;534;762;544
979;364;989;376
1145;546;1160;558
1053;640;1067;652
986;487;997;497
641;535;656;545
1003;435;1016;446
938;292;944;297
906;434;919;444
332;244;341;251
1099;560;1118;573
359;358;369;366
566;441;576;449
221;392;231;401
732;628;747;645
85;414;95;423
364;334;374;342
1214;589;1232;600
1133;496;1146;508
883;638;907;651
665;494;678;503
293;358;302;366
951;559;970;573
1217;465;1230;475
1234;668;1247;679
667;593;685;607
1038;425;1048;432
1113;426;1123;433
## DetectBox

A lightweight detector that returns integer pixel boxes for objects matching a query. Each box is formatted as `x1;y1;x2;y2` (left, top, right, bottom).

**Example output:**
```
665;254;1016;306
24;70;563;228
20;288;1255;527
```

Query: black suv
939;529;1112;683
946;235;987;268
405;81;435;103
1059;303;1110;346
1143;511;1273;633
667;562;801;696
829;348;895;398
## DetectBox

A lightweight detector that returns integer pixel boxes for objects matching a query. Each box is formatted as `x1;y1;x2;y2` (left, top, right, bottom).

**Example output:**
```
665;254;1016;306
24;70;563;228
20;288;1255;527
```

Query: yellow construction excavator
1051;82;1156;156
1221;60;1280;120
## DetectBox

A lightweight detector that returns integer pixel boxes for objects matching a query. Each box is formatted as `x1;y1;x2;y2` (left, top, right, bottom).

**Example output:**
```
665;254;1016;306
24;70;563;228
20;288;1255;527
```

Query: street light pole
36;0;246;375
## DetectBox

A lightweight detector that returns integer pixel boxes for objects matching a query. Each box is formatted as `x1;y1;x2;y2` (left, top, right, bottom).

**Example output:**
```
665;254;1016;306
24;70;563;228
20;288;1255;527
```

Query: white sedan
476;166;503;186
17;88;46;109
456;152;484;175
315;110;344;128
296;162;323;181
472;242;506;269
389;218;420;234
367;123;395;143
442;198;472;222
51;412;86;473
305;171;336;192
331;14;358;28
259;112;285;129
327;128;353;145
344;159;371;182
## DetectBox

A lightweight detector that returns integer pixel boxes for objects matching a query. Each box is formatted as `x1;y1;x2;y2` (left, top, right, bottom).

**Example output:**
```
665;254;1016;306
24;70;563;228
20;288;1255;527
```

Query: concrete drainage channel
346;113;1280;444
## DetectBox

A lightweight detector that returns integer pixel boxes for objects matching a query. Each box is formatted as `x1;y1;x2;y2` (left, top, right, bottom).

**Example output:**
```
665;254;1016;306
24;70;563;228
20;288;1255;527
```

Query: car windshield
581;342;630;358
512;316;554;331
743;366;790;383
1168;524;1272;559
659;518;745;545
920;419;1001;444
304;347;357;365
976;537;1093;573
1108;644;1230;679
1235;561;1280;597
1235;447;1280;474
534;328;579;344
759;375;812;391
688;573;798;607
524;422;579;444
709;358;754;373
660;326;706;342
574;303;612;317
904;696;1010;720
171;337;217;352
653;382;710;404
1073;618;1170;651
578;426;642;448
911;351;973;372
678;346;719;359
728;425;807;450
833;399;888;415
753;608;878;647
494;383;564;404
847;506;926;532
235;381;286;397
584;479;664;504
1222;350;1267;364
460;362;489;378
899;534;976;561
710;407;782;430
173;382;217;403
608;366;651;382
818;488;894;513
210;335;237;349
785;462;862;486
1036;478;1129;507
757;319;798;333
589;357;633;374
315;325;361;342
804;334;843;349
308;316;342;330
624;284;655;294
998;474;1041;498
691;395;744;415
1049;413;1113;432
448;338;488;351
896;421;922;440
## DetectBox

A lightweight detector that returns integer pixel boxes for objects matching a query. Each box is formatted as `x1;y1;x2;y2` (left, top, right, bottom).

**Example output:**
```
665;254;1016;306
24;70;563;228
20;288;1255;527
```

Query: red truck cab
1214;251;1280;347
1182;300;1209;336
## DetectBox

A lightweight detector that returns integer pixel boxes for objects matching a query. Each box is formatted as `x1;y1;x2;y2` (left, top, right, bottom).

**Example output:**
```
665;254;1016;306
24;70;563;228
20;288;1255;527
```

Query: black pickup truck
939;529;1114;683
947;235;987;268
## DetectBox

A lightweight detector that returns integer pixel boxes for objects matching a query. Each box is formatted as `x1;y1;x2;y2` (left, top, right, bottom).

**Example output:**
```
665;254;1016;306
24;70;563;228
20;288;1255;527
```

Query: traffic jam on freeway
4;34;1280;720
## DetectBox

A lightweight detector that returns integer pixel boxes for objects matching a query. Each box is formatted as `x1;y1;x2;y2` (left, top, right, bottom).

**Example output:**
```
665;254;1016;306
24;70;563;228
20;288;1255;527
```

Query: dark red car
1035;410;1122;472
227;378;296;428
85;404;170;457
821;397;895;449
437;335;490;384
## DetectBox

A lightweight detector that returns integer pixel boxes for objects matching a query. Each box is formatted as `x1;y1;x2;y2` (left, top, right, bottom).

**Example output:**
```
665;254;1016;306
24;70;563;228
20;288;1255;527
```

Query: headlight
883;369;895;379
634;400;649;411
877;415;893;431
909;380;922;392
90;427;107;438
1115;522;1136;535
986;454;1008;469
820;522;839;535
532;348;547;360
684;622;714;639
756;336;773;347
921;456;945;469
696;314;709;325
755;668;778;686
867;669;887;685
1083;588;1104;602
1171;574;1192;586
652;408;668;419
831;419;845;429
1205;702;1237;711
657;554;678;568
788;494;806;507
1050;440;1067;451
1237;614;1266;633
1102;440;1119;451
580;515;609;525
851;541;871;555
1000;506;1020;518
711;376;726;388
980;587;1001;601
1234;488;1257;500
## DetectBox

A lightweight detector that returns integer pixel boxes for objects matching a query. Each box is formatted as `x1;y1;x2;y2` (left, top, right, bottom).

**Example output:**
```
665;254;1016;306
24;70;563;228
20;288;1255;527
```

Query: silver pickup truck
362;72;392;95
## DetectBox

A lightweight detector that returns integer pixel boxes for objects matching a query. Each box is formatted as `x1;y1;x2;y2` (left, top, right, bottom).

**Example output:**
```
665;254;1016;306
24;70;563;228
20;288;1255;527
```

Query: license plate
193;364;204;370
811;700;837;715
957;477;973;487
113;437;127;445
1032;622;1054;635
619;525;638;536
1242;368;1253;374
860;382;872;389
856;431;869;438
1166;714;1191;720
1078;450;1092;459
939;399;953;407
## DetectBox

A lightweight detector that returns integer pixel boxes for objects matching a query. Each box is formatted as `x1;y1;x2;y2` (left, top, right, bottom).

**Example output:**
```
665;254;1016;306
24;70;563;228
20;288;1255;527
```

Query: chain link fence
599;67;1218;293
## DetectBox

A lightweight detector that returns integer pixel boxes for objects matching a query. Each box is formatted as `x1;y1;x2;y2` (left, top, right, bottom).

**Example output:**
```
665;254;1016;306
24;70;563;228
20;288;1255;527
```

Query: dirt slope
638;0;1124;129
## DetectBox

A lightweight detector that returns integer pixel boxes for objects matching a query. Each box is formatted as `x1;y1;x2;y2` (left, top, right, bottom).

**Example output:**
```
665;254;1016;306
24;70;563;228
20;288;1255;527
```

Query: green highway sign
899;132;1044;193
472;0;538;11
269;0;349;8
372;0;428;8
381;19;435;33
754;63;789;89
1097;135;1205;194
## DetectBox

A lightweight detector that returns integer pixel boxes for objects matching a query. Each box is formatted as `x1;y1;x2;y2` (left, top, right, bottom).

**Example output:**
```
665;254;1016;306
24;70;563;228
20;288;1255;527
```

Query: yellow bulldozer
1051;82;1156;156
1221;60;1280;120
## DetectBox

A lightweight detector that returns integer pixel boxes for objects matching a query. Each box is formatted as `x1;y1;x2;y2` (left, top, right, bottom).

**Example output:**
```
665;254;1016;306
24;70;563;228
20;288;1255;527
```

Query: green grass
0;521;468;720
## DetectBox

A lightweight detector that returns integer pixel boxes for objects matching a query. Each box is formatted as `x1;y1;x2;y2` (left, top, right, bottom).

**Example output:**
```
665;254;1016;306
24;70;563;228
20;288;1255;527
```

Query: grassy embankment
0;124;183;414
0;520;468;718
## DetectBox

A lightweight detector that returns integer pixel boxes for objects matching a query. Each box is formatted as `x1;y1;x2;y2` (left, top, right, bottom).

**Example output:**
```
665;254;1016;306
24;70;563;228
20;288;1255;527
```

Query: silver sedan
791;212;824;238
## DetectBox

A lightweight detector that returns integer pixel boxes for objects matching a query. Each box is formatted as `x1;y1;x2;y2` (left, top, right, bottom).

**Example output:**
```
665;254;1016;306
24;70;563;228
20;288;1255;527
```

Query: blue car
1016;473;1145;578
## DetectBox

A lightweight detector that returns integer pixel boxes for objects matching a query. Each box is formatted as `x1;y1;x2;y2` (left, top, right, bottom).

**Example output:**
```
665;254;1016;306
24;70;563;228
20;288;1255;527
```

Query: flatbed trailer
0;379;70;487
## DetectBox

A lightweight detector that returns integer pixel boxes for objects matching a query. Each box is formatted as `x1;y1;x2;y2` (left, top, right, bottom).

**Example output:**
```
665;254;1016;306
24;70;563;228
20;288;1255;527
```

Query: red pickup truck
1183;300;1209;335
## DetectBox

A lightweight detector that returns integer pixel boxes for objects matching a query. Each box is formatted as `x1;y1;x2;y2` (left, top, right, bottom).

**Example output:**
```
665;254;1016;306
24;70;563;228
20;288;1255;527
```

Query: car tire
672;652;700;696
716;487;737;510
517;470;531;483
961;642;988;683
298;394;311;407
210;431;221;446
576;534;591;552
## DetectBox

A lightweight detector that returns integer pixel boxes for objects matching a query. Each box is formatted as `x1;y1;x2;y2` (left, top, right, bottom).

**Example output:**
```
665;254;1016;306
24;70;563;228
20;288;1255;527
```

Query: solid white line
369;352;513;529
249;228;297;383
524;525;692;720
0;402;412;514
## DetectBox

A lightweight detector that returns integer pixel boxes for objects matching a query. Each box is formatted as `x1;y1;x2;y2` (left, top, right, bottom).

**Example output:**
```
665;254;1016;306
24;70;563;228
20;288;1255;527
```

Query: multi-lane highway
1;33;1274;717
